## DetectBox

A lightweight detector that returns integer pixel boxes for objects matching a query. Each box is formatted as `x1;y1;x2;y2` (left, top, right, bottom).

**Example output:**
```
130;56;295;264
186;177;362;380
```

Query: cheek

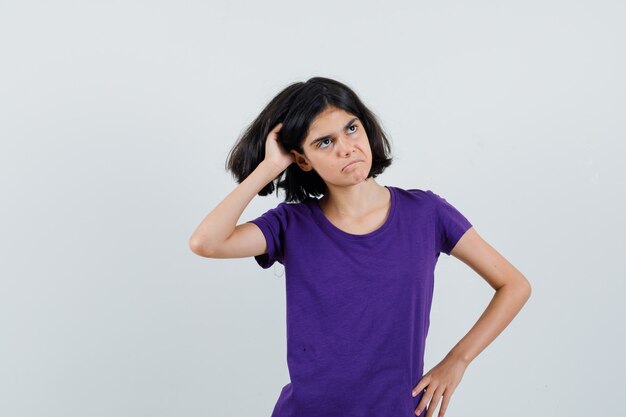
359;137;372;154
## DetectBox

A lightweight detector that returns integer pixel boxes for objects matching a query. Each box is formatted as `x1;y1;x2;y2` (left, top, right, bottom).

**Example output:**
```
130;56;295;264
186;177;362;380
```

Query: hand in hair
263;122;294;172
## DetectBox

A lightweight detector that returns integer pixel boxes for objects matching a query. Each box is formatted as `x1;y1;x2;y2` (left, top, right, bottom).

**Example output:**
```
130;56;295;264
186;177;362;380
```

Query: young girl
189;77;531;417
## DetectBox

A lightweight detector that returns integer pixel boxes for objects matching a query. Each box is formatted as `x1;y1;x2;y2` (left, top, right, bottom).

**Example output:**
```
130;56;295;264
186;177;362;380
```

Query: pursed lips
343;160;362;171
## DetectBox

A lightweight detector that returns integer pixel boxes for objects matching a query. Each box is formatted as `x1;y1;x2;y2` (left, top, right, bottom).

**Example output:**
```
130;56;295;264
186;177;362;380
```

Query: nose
335;135;356;155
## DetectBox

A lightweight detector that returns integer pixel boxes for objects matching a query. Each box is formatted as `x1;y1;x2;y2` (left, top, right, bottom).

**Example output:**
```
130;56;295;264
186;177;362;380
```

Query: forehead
308;108;357;133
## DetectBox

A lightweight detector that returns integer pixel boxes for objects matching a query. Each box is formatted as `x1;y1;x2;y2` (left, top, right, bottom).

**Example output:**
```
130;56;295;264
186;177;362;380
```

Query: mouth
343;160;363;171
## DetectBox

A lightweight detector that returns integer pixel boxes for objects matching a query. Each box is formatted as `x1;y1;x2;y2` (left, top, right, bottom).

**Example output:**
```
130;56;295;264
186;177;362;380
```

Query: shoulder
259;198;309;214
395;186;450;205
389;185;437;209
251;198;315;227
276;199;314;216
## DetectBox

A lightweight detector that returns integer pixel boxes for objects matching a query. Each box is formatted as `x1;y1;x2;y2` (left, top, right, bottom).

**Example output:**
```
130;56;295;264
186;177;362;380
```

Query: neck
319;178;387;218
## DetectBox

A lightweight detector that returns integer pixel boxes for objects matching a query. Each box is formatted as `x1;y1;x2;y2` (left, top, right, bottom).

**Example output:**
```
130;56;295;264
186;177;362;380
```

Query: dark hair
225;77;393;203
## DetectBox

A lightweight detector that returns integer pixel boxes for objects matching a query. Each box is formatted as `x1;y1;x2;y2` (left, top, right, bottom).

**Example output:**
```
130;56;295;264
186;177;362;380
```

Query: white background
1;1;624;416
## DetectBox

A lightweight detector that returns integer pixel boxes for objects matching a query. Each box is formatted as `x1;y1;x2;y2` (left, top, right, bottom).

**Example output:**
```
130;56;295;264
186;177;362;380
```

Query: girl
189;77;531;417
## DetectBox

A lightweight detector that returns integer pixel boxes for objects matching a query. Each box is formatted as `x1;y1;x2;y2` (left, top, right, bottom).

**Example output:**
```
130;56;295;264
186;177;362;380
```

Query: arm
446;227;532;365
411;227;531;416
189;122;292;258
188;160;282;257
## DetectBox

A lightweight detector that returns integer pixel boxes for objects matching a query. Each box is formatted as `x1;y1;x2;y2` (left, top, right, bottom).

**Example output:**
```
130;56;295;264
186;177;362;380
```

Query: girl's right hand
263;122;294;172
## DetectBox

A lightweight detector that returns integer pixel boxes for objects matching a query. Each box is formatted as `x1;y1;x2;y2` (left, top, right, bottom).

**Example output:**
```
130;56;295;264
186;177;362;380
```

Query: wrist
259;160;284;178
447;349;472;366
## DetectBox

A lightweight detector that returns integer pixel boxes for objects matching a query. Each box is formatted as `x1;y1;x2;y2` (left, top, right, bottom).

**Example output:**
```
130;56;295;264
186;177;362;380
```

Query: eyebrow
309;117;359;147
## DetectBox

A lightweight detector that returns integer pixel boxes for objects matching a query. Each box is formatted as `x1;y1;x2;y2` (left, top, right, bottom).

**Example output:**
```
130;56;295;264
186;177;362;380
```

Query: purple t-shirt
247;185;472;417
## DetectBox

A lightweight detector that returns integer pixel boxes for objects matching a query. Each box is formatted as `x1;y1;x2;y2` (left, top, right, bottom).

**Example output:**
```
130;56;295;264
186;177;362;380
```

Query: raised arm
188;160;282;257
188;122;293;258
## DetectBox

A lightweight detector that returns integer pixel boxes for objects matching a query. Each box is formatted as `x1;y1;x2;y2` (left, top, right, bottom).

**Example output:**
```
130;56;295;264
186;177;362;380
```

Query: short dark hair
225;77;394;203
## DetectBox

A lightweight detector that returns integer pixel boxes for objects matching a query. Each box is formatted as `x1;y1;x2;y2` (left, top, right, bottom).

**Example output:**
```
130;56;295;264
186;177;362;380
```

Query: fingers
413;357;464;417
417;385;452;417
424;384;445;417
438;393;451;417
412;374;430;397
266;123;283;144
415;383;444;417
415;386;430;416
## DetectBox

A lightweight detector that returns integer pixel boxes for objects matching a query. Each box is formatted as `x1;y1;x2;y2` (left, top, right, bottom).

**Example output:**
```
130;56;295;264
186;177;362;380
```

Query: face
291;106;372;187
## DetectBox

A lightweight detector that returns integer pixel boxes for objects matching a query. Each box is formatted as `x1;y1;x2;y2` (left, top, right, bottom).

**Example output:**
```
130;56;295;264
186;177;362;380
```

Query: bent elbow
189;237;213;257
520;277;532;302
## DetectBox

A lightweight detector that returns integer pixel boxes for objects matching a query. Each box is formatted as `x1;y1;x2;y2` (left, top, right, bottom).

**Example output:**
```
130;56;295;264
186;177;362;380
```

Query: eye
318;138;332;149
317;124;358;149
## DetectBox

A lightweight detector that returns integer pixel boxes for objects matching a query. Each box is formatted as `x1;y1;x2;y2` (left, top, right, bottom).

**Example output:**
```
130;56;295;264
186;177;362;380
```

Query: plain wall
1;1;624;416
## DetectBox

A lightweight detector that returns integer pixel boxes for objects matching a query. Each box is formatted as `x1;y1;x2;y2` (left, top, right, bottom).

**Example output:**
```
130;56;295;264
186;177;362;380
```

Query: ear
291;150;315;172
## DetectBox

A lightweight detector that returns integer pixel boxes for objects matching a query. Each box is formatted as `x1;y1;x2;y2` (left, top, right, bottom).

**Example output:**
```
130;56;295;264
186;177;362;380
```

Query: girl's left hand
411;353;469;417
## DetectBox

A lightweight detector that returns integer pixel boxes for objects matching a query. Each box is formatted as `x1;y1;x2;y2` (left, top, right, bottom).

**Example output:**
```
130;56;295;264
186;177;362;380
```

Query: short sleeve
426;190;473;256
246;202;288;269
